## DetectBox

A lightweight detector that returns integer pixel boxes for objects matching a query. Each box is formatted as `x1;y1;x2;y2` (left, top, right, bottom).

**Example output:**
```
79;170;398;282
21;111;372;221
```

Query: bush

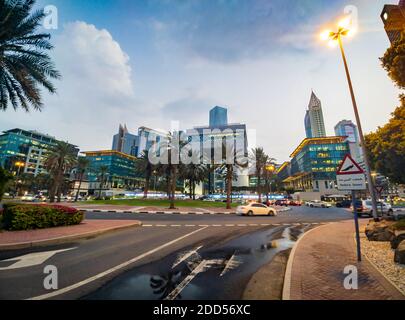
393;219;405;231
2;204;84;231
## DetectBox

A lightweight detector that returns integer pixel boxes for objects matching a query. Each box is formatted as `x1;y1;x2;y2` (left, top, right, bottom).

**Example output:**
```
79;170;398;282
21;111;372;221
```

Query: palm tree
263;158;277;203
135;150;154;199
220;140;247;210
250;148;269;203
96;166;109;200
74;157;90;202
43;141;77;203
181;163;208;200
0;0;61;112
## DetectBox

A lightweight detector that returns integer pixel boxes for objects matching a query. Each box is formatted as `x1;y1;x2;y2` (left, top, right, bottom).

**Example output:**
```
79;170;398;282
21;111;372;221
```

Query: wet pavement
83;224;312;300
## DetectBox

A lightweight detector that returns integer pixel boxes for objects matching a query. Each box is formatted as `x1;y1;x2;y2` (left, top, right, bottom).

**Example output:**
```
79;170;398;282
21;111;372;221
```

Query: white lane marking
165;260;208;300
273;224;281;226
225;224;235;227
185;225;196;227
171;225;182;227
261;224;270;226
249;224;259;227
27;227;208;300
143;225;153;227
198;225;209;227
172;246;204;269
156;225;167;227
237;224;247;227
0;248;76;271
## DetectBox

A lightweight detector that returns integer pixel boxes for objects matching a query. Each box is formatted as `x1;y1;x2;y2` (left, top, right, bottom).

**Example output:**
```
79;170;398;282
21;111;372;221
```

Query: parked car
336;200;352;208
21;194;35;202
288;200;302;207
306;200;331;208
275;199;289;207
350;200;393;217
236;203;277;216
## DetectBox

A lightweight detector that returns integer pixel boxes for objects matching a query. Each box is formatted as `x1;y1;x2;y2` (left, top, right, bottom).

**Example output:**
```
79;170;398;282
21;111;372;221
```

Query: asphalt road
0;206;351;300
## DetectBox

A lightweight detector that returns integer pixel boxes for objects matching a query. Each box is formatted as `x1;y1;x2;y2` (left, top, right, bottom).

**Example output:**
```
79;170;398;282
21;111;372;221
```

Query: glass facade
281;137;350;192
84;151;141;189
209;106;228;128
0;129;78;176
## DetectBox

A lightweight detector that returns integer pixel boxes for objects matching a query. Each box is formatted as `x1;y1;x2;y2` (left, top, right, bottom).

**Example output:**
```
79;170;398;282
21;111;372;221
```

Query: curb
82;207;291;215
281;223;330;300
0;221;143;251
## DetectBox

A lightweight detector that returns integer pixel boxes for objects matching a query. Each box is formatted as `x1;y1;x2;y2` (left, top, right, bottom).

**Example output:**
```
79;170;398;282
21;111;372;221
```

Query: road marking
170;225;182;227
27;227;208;300
172;246;204;269
142;225;153;227
0;248;76;271
156;225;167;227
212;225;222;227
185;225;196;227
249;224;259;226
261;224;270;226
225;224;235;227
237;224;247;227
198;225;209;227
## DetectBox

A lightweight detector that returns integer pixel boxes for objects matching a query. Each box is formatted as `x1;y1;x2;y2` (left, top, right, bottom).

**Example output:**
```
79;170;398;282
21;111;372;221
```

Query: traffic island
0;219;142;250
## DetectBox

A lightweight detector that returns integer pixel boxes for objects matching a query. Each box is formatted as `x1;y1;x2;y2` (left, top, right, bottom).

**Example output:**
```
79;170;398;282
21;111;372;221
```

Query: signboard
345;125;356;143
336;155;366;191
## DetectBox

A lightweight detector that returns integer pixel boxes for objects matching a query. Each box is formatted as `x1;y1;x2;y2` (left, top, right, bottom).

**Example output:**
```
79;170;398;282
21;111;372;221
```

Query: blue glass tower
209;106;228;128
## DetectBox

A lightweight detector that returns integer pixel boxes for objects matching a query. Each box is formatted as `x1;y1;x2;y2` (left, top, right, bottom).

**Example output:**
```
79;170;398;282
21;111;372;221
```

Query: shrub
2;204;84;231
393;219;405;231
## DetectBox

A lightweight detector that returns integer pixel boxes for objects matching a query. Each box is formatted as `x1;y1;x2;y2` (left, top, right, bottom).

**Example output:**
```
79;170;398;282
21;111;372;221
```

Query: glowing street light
320;17;379;221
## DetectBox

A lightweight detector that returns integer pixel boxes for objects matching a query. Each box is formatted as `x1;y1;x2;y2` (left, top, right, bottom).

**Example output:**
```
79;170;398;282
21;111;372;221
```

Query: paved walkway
0;220;142;250
285;220;404;300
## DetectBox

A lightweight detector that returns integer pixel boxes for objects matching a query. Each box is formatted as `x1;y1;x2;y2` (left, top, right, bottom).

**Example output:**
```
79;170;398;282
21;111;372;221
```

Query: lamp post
321;18;379;221
14;161;25;196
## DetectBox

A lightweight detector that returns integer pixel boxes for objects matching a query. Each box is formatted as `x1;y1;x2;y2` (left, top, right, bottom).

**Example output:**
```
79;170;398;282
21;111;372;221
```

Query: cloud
148;0;344;63
1;21;138;151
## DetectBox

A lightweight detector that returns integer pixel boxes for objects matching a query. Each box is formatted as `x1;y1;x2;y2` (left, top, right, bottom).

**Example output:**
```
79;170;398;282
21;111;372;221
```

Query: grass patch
78;199;239;208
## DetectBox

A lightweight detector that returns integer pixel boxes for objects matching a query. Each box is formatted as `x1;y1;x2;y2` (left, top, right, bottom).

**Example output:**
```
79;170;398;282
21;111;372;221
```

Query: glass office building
83;150;141;190
112;124;139;157
282;137;349;192
209;106;228;128
0;128;78;176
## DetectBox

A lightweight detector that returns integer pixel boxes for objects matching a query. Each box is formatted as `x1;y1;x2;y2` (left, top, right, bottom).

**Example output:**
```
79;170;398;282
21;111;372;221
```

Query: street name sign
336;155;366;191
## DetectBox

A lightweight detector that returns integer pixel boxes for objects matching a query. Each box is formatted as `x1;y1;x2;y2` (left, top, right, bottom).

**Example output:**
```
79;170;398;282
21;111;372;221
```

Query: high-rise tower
304;91;326;138
209;106;228;128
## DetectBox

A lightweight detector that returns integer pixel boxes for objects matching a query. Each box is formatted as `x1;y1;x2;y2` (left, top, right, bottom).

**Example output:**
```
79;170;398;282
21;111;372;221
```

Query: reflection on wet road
84;224;312;300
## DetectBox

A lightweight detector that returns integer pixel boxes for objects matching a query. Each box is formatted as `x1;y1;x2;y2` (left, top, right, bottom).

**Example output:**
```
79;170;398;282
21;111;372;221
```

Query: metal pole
338;35;379;222
352;190;362;262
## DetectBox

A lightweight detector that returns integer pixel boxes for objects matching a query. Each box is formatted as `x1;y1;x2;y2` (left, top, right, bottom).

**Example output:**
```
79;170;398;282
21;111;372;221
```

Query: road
0;206;351;300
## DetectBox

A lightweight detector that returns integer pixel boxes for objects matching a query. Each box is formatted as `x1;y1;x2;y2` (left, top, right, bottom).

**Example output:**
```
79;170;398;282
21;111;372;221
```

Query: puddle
84;225;309;300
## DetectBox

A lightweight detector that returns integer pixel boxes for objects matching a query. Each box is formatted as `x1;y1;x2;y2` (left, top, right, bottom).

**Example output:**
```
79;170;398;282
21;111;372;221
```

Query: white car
21;194;35;202
306;200;331;208
236;203;277;216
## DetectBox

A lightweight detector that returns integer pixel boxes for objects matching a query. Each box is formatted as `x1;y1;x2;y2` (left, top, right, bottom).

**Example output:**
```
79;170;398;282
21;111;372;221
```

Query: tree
43;141;77;203
181;163;208;200
381;31;405;89
135;150;154;199
365;95;405;184
96;166;109;200
250;148;269;203
0;167;13;202
0;0;61;112
262;158;277;203
74;157;90;202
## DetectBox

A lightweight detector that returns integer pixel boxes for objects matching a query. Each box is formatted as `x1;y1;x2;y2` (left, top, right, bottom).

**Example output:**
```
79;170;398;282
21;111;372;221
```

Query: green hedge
2;204;84;231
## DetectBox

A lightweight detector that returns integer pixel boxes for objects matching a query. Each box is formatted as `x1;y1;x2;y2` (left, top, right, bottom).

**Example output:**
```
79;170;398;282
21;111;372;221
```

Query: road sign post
337;155;366;262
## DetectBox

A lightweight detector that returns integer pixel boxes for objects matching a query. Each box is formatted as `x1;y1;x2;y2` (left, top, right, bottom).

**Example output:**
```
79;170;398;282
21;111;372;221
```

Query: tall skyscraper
334;120;363;162
112;124;138;157
305;91;326;138
381;0;405;43
209;106;228;128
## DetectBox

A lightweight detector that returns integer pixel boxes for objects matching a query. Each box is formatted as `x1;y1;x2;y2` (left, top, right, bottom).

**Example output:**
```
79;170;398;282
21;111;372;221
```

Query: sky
1;0;403;163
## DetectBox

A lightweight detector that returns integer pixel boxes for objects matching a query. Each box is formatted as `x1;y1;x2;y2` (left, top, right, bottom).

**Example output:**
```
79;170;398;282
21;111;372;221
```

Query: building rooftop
276;161;290;174
82;150;137;161
290;136;347;158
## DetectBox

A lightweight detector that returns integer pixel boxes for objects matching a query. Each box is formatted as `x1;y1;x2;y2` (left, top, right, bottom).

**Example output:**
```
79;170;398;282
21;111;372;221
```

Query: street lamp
320;17;379;221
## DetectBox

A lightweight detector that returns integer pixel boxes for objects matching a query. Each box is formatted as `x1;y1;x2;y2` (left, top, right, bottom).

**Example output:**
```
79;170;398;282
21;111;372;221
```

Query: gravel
361;239;405;295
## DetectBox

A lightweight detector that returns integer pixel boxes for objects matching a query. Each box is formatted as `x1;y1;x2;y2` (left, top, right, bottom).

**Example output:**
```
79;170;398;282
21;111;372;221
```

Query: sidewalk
0;220;142;250
284;220;404;300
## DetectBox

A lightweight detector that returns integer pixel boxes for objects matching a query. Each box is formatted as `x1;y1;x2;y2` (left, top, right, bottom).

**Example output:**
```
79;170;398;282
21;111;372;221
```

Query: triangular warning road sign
337;154;364;175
